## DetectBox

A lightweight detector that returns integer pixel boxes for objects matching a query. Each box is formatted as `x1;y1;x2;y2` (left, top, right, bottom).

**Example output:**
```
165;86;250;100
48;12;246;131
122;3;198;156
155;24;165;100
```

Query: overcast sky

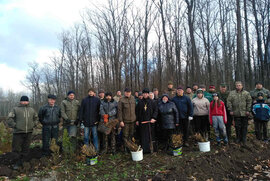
0;0;91;92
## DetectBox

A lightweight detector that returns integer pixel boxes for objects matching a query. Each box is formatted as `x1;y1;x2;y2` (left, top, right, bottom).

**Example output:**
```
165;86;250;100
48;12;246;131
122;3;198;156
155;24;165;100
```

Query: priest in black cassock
136;88;158;153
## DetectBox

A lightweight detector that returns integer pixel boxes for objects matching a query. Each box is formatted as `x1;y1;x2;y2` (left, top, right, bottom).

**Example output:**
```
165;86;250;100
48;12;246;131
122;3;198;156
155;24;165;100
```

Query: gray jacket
100;99;118;121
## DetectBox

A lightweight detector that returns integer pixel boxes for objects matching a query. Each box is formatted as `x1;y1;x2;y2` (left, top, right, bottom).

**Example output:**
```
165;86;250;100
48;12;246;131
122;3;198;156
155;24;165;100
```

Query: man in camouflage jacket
227;81;252;145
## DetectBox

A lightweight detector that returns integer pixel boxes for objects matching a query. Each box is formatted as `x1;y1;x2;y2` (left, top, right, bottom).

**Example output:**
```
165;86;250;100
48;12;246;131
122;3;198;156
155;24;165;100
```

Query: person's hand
120;121;125;127
136;121;139;126
176;124;179;127
150;119;156;123
230;111;234;116
246;112;250;116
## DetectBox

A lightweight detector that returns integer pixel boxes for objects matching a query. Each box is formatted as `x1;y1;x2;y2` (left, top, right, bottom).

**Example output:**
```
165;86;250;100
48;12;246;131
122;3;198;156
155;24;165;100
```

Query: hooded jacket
8;103;38;133
158;100;179;129
252;99;270;121
192;97;210;116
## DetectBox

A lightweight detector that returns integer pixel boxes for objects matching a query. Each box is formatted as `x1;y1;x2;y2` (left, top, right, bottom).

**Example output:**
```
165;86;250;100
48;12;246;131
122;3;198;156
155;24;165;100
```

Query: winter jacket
164;88;176;99
172;95;193;119
227;89;252;117
100;99;118;121
80;95;101;127
158;101;179;129
252;99;270;121
7;104;38;134
250;88;270;102
209;101;227;125
38;104;61;126
193;91;213;102
118;95;136;123
61;98;80;125
192;97;210;116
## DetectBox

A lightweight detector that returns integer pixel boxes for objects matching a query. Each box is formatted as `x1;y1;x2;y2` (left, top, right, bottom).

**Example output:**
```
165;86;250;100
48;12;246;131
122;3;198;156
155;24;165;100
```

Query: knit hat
199;84;206;88
257;92;264;97
186;86;192;90
255;81;263;86
142;88;150;94
197;89;204;94
67;90;75;96
99;89;105;94
20;96;29;102
124;88;131;92
48;94;57;100
161;94;169;99
138;92;143;96
105;92;113;97
168;81;173;85
177;86;183;90
209;85;215;89
212;93;218;97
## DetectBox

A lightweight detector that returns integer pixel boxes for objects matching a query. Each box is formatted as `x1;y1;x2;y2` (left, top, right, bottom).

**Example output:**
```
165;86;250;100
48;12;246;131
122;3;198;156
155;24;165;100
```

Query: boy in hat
252;92;270;141
39;94;61;156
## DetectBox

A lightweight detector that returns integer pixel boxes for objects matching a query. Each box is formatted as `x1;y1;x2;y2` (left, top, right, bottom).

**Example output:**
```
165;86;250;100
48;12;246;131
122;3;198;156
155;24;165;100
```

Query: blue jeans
84;126;99;151
212;116;228;143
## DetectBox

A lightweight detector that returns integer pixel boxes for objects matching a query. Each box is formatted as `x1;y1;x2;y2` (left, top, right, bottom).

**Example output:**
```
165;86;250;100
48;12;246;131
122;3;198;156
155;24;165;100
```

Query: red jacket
209;100;227;125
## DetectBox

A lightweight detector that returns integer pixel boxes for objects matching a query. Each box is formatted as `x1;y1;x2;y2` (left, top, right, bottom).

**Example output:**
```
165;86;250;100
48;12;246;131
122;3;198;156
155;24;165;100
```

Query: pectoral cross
144;103;147;111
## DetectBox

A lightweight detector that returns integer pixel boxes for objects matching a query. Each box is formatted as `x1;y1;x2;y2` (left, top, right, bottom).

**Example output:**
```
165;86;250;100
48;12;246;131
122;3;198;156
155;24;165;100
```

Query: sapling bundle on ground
50;138;60;154
106;119;119;129
170;134;183;148
194;133;207;142
126;139;140;152
81;144;97;157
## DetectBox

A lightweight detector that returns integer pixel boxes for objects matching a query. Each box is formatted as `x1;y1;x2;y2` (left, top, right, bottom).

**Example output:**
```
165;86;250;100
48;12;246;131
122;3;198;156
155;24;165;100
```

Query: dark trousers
254;119;268;140
179;118;190;142
194;115;209;139
12;133;32;157
225;113;233;141
234;117;248;144
163;129;174;149
42;125;59;154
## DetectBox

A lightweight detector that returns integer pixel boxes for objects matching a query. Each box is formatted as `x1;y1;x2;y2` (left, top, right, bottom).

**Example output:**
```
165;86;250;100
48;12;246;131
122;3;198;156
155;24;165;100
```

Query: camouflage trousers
103;128;116;152
122;122;135;146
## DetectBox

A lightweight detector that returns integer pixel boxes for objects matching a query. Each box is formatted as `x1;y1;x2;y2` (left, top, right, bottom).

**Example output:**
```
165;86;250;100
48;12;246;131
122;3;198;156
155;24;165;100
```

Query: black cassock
136;98;158;153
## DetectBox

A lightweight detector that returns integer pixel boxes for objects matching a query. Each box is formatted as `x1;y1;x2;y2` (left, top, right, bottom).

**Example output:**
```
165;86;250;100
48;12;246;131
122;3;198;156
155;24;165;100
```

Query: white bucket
131;149;143;161
198;141;210;152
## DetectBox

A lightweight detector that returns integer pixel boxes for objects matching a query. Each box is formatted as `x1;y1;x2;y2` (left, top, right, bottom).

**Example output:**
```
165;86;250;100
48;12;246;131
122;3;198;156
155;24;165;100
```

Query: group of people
7;80;270;160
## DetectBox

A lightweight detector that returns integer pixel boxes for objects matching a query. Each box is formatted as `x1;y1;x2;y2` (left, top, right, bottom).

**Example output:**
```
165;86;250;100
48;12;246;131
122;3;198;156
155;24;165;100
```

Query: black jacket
38;104;61;126
158;101;179;129
136;98;158;123
80;95;101;127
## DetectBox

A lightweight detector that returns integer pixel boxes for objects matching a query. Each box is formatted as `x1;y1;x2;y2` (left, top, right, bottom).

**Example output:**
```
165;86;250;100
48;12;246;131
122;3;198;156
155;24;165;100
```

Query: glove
188;116;193;121
70;120;75;125
74;119;80;125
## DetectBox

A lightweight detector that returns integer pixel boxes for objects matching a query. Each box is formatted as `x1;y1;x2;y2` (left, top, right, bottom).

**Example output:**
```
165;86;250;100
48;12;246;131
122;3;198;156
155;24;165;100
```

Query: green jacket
185;93;194;100
7;104;38;133
61;98;80;125
193;91;213;102
250;88;270;102
227;89;252;117
218;91;229;108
